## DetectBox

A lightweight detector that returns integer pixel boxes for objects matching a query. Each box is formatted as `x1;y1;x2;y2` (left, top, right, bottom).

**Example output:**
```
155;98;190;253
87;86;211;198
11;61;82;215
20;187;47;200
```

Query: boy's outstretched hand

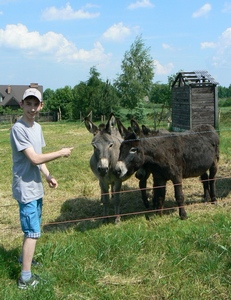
60;147;74;157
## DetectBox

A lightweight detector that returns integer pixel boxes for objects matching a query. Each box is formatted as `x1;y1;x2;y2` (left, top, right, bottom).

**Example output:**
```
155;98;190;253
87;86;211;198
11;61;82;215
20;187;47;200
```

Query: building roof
172;70;219;88
0;83;43;108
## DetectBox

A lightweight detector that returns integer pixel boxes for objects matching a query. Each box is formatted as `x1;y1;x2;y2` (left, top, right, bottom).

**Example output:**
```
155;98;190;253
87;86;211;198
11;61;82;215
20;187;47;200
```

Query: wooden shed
171;70;219;131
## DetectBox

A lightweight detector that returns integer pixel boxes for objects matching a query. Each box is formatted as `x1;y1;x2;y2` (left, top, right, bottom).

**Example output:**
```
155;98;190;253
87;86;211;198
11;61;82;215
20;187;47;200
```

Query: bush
218;98;231;107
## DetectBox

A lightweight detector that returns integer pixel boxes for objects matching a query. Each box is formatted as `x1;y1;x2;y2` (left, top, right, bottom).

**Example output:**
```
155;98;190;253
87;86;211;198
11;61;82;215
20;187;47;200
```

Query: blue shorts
19;199;43;238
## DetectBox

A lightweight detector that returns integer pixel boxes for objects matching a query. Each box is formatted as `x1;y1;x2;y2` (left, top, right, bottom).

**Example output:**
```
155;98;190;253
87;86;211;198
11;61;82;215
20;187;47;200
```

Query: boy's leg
18;199;42;283
22;237;37;271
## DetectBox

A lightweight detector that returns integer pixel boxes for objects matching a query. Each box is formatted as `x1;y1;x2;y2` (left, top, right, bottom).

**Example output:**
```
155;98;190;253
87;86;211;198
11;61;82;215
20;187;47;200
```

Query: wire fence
0;126;230;235
0;175;230;233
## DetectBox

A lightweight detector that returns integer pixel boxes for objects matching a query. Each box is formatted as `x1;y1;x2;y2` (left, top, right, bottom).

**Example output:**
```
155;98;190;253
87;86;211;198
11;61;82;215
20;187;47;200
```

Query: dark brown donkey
115;124;219;220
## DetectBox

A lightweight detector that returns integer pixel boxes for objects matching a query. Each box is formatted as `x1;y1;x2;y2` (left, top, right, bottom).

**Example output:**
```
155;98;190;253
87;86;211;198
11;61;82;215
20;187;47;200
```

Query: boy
10;87;73;289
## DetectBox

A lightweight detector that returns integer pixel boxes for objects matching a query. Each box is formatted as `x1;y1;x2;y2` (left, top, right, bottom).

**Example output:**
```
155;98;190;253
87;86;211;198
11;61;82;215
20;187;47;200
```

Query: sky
0;0;231;90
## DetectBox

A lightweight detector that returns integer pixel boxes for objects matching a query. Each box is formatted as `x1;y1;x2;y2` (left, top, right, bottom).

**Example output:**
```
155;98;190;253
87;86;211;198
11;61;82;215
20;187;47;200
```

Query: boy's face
20;97;43;122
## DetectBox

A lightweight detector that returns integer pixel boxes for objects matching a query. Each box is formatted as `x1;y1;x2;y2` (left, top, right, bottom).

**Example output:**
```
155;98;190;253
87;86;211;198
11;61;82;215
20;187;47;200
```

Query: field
0;110;231;299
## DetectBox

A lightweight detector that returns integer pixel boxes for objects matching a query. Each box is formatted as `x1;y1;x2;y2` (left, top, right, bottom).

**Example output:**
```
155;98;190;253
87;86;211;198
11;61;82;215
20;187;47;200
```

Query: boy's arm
23;146;73;165
23;146;73;189
40;163;58;189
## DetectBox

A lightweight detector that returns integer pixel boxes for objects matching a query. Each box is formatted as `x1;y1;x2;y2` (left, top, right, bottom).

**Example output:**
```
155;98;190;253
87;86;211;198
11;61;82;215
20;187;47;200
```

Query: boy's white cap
22;88;42;102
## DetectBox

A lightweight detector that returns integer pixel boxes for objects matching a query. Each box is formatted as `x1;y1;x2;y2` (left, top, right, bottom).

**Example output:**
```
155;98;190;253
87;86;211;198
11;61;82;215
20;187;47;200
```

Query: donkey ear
105;113;117;134
109;113;116;129
131;119;142;136
124;131;138;141
117;118;130;138
141;124;150;135
84;117;98;135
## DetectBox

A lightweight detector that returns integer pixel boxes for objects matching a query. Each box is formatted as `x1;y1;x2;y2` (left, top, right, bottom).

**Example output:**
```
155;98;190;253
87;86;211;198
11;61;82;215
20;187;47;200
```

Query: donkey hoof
180;214;188;220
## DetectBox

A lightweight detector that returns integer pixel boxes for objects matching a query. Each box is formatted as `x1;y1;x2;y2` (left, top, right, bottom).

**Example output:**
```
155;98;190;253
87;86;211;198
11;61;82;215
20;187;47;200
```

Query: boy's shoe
17;274;40;289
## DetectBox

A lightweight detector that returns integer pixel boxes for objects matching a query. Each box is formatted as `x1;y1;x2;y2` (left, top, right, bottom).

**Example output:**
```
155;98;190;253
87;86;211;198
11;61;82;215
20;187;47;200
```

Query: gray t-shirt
10;119;46;203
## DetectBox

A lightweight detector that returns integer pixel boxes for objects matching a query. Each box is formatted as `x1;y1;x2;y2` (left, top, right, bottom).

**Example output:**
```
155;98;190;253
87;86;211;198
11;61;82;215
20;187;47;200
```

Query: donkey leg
201;172;210;202
101;194;110;223
139;176;150;220
100;181;110;223
136;168;151;221
113;181;122;224
139;178;150;208
173;181;187;220
152;178;166;217
209;162;218;204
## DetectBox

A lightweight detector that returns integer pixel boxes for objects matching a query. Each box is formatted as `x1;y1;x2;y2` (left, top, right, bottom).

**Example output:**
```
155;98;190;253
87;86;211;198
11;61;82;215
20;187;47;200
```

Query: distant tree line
218;85;231;98
42;70;173;122
1;35;231;121
217;85;231;107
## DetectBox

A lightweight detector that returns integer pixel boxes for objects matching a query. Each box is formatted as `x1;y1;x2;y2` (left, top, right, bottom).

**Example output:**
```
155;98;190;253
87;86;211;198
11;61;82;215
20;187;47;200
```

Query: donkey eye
109;142;114;148
130;147;137;154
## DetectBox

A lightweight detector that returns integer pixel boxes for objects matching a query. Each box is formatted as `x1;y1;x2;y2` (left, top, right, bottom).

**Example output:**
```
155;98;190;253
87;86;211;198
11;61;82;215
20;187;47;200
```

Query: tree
148;83;171;129
72;81;89;120
114;35;154;110
100;79;120;117
72;66;120;120
133;100;145;121
218;84;231;98
87;66;104;118
54;86;73;120
43;88;55;112
43;87;73;119
149;83;171;105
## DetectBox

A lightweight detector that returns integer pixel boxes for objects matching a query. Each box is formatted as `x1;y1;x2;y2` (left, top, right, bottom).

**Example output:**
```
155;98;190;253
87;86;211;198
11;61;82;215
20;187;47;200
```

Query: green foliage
42;86;73;120
133;100;145;121
72;81;89;120
114;35;154;110
218;84;231;98
0;106;22;115
218;97;231;107
148;83;172;129
149;82;171;106
55;86;73;120
72;67;120;120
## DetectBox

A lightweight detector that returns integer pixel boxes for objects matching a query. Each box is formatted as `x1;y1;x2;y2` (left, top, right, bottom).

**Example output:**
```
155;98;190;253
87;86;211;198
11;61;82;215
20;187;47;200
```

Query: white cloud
218;27;231;52
201;27;231;53
162;43;170;49
0;23;110;62
128;0;154;10
41;2;99;20
102;22;131;41
154;60;174;75
201;27;231;67
200;42;216;49
222;2;231;13
192;3;211;18
162;43;174;50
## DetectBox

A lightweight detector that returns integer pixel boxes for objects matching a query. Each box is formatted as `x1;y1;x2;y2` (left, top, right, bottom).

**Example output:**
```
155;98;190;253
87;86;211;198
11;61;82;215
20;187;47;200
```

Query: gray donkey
84;113;129;223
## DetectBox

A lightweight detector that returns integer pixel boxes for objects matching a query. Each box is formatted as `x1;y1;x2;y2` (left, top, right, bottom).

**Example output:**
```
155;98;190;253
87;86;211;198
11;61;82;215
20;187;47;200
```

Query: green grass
0;109;231;299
